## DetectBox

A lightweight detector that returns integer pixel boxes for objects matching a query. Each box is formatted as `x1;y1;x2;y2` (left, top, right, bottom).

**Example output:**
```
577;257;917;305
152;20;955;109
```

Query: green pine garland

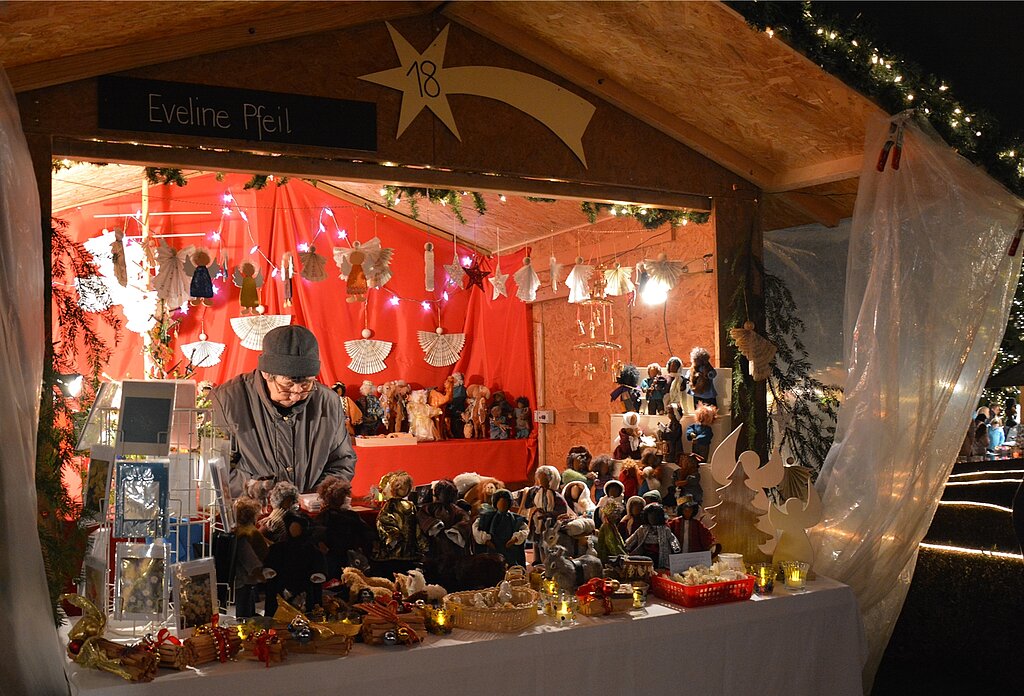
380;186;487;225
580;201;710;229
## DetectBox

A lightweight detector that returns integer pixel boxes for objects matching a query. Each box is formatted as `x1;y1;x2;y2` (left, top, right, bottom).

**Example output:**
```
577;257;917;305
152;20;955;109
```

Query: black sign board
97;76;376;151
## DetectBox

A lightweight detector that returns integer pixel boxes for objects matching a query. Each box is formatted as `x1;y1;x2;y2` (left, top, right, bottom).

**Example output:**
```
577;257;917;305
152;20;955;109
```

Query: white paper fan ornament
604;263;635;296
513;256;542;302
181;333;226;368
345;329;394;374
229;314;292;350
644;253;688;289
418;327;466;367
565;256;593;303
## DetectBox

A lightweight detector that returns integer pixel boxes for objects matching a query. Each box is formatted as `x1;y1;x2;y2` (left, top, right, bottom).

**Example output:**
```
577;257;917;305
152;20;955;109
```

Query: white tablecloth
67;577;865;696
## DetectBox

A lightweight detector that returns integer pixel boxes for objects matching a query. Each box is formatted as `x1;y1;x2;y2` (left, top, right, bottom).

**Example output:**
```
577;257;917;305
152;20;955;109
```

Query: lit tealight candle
783;561;809;590
750;563;774;595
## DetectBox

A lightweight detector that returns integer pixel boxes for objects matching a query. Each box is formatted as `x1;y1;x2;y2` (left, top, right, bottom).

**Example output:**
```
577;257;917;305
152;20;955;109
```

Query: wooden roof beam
769;190;847;228
767;154;864;193
6;1;443;93
442;1;776;189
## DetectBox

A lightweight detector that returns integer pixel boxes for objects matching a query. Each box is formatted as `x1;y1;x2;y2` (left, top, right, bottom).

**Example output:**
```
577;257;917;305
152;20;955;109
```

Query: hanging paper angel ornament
334;238;395;302
418;327;466;367
488;261;509;300
603;263;635;296
444;253;467;288
549;255;562;292
230;314;292;350
232;261;265;315
730;321;778;381
153;240;193;310
424;242;435;292
110;229;128;287
280;252;295;308
513;256;541;302
644;253;688;290
344;329;394;374
565;256;593;303
184;248;220;306
299;245;329;282
180;332;226;369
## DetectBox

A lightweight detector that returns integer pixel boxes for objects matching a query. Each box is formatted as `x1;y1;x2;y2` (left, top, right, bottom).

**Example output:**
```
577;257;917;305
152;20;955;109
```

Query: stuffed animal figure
610;363;643;413
472;489;528;566
686;347;718;408
687;403;718;459
624;502;682;570
263;509;326;616
312;476;375;581
541;521;601;592
394;568;446;603
461;475;505;518
244;476;277;516
258;481;299;543
340;566;395;603
232;497;270;618
641;363;669;415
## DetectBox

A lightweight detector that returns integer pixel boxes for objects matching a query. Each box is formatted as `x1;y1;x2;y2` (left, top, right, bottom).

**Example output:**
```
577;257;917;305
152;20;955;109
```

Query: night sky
828;2;1024;135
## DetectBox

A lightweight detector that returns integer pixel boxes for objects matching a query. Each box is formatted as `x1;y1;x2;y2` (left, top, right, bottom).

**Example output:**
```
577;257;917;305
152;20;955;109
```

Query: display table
350;437;533;496
66;577;865;696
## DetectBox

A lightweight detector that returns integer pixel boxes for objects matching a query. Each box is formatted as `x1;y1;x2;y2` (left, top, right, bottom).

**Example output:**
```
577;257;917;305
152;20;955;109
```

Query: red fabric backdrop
56;173;537;486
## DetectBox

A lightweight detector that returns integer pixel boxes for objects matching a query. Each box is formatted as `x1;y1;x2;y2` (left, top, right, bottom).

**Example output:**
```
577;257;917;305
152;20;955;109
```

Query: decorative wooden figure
232;261;265;315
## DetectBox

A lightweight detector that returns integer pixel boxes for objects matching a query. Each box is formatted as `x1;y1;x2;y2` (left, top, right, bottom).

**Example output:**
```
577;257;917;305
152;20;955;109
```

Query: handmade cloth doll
641;363;669;415
516;465;571;557
491;392;514;419
562;445;594;486
416;479;472;561
613;412;644;460
665;355;686;410
407;389;442;440
610;363;643;413
232;261;264;315
331;382;364;437
232;497;270;618
447;372;468;438
356;380;384;436
617;495;646;539
686;347;718;408
664;403;685;464
562;480;596;517
687;403;718;459
640;450;679;505
596;479;625;519
513;397;531;439
312;477;375;580
466;384;491;439
263;509;326;616
373;471;426;574
594;498;626;564
668;499;719;555
617;459;642;500
624;502;681;570
589;454;614;504
185;248;219;306
674;453;705;507
473;489;528;566
258;481;299;544
489;405;511;439
427;375;456;439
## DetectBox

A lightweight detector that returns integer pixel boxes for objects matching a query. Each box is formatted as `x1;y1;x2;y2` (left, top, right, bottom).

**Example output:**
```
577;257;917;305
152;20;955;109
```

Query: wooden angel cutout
603;263;635;296
334;238;394;303
765;474;822;567
565;256;593;303
299;245;329;282
153;240;193;310
730;321;778;381
418;327;466;367
514;256;541;302
345;328;394;374
232;261;265;315
184;248;220;306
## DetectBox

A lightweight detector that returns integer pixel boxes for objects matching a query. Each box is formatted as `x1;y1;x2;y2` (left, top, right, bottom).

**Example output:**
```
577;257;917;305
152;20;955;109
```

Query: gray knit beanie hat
259;325;320;377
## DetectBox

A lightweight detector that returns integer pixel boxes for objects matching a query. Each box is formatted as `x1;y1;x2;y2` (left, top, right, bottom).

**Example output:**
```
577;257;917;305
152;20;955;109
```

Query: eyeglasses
270;376;318;393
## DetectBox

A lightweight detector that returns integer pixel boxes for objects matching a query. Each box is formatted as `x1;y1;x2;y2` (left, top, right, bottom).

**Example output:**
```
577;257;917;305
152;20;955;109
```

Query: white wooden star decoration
488;263;509;300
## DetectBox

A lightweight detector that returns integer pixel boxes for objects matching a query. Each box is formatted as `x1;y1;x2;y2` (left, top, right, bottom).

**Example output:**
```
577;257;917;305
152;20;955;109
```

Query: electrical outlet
534;410;554;424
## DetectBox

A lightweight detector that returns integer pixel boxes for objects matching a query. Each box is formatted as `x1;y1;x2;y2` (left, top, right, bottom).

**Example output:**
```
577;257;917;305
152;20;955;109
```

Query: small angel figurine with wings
184;248;221;306
153;240;193;310
232;261;265;315
333;238;394;303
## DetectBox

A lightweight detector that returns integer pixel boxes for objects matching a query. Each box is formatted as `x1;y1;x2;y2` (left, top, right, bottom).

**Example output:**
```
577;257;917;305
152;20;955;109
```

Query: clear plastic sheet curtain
811;111;1024;687
0;71;70;694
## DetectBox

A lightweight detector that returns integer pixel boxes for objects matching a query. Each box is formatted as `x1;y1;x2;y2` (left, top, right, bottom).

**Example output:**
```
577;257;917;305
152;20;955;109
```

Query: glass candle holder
749;562;775;595
542;577;558;597
631;582;649;608
782;561;809;590
553;594;577;625
426;606;454;635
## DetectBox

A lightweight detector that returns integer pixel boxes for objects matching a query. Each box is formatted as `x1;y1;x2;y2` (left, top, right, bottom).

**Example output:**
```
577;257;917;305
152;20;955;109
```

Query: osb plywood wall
533;219;717;466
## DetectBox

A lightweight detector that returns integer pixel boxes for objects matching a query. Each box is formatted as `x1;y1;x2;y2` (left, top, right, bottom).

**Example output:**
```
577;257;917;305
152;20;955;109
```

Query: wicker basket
443;585;539;633
504;566;530;588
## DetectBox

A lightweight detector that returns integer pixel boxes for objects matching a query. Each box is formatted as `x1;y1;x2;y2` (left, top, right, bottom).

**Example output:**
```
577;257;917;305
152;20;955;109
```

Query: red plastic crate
651;572;755;608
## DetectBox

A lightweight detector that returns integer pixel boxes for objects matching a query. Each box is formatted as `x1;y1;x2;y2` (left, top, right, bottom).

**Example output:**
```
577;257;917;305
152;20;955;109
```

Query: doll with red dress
613;412;644;460
667;498;720;555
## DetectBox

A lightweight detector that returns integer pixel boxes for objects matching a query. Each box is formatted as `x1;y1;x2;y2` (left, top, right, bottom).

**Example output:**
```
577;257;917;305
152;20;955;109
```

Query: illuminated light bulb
939;84;948;91
951;120;959;128
338;229;348;239
885;62;892;69
389;296;400;306
222;193;233;202
421;301;431;310
212;285;220;295
271;268;279;278
639;208;649;215
324;208;334;217
870;55;879;64
924;107;931;114
954;107;962;114
442;291;449;301
379;187;388;196
499;194;507;202
681;218;689;226
135;209;142;218
319;222;326;233
439;199;447;206
893;75;902;83
851;39;858;46
641;279;669;306
765;27;774;38
906;94;914;101
298;242;310;252
816;27;824;35
828;31;836;39
250;245;259;254
964;116;972;123
976;131;982;137
222;207;232;215
610;206;618;215
394;197;402;205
